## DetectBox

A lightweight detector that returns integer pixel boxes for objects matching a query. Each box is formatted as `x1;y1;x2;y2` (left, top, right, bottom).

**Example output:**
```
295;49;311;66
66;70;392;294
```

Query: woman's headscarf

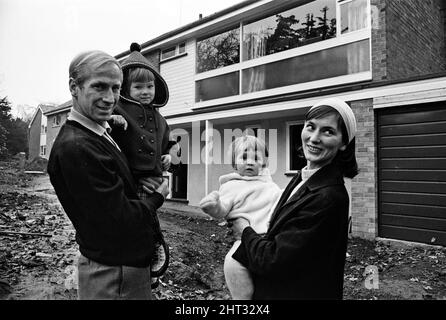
310;98;357;144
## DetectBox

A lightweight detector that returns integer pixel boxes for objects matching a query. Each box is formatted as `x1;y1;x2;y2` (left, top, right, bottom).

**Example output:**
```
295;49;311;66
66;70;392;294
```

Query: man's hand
161;154;171;171
199;191;220;214
155;178;170;199
110;115;128;130
139;177;162;194
139;177;170;199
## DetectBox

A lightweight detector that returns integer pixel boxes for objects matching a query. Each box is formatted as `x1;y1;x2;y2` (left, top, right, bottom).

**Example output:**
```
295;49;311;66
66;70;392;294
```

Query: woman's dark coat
232;162;350;300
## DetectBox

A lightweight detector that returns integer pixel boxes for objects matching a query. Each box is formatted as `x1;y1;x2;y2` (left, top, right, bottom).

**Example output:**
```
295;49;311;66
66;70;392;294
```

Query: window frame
53;114;61;127
160;42;187;62
193;0;372;108
285;120;306;174
195;25;241;74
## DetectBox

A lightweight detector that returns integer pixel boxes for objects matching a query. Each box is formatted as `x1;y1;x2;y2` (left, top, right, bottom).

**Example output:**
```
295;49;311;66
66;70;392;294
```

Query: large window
196;27;240;73
243;0;337;61
242;39;370;93
196;71;240;102
194;0;370;104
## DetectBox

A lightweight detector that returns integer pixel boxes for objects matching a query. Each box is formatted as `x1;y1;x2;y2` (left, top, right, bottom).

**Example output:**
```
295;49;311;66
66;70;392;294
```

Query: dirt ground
1;158;446;300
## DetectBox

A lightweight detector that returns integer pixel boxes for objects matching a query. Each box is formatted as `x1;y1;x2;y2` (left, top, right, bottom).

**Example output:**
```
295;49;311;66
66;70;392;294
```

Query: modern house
113;0;446;245
28;104;56;160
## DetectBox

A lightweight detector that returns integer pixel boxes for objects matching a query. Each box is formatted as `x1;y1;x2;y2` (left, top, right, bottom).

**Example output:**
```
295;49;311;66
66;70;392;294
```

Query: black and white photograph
0;0;445;306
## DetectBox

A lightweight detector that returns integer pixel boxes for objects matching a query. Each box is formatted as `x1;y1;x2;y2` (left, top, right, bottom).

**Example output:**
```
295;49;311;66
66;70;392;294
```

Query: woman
230;97;358;300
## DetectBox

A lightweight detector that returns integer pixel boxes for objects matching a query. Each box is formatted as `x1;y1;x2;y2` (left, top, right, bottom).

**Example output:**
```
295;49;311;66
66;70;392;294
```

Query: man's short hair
69;50;122;86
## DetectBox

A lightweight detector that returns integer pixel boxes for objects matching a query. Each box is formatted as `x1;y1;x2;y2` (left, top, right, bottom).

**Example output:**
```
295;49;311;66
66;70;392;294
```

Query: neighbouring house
114;0;446;245
43;100;72;157
27;104;56;160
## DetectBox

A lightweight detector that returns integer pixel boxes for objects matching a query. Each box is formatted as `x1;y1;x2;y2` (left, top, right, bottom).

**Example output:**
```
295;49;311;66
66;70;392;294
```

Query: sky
0;0;243;118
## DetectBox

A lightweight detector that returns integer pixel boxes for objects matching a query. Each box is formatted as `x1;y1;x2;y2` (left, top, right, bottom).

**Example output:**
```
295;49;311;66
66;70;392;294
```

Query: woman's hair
121;67;155;97
69;50;122;86
304;105;359;178
230;135;269;169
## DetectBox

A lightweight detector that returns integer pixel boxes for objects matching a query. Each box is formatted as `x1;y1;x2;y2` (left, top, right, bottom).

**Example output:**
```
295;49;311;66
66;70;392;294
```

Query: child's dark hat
121;42;169;107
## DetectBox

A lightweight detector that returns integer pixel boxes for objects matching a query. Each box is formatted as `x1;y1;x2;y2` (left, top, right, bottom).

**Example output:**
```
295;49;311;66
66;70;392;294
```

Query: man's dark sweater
48;120;164;267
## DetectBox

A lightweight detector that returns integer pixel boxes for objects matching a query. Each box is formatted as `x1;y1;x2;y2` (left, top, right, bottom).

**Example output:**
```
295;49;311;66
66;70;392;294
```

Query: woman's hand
228;217;250;239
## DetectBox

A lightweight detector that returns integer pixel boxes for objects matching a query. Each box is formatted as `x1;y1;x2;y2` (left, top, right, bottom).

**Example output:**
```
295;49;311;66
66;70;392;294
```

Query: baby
199;135;282;299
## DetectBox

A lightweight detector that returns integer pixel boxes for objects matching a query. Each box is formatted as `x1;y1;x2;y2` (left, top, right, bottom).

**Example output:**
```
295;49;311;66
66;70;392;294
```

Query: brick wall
350;99;377;240
28;110;42;161
386;0;446;79
371;0;388;81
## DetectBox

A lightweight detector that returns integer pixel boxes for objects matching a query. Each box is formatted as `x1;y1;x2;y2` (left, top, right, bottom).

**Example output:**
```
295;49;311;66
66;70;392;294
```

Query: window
194;0;371;106
161;46;176;60
242;39;369;94
196;71;239;102
287;122;306;172
40;125;47;134
178;42;186;54
196;27;240;73
40;145;46;156
340;0;368;34
161;42;187;61
243;0;337;61
53;115;61;126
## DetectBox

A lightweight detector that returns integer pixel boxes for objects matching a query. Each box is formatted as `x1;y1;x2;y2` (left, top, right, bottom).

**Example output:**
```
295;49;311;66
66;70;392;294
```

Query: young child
199;135;282;299
109;42;171;288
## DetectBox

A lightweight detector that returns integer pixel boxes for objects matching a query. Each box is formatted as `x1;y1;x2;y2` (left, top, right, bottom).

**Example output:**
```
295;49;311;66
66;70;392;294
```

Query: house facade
113;0;446;246
27;104;56;160
43;101;72;157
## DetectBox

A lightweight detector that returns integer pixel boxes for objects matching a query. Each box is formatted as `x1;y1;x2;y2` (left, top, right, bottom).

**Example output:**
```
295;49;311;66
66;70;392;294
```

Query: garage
377;102;446;246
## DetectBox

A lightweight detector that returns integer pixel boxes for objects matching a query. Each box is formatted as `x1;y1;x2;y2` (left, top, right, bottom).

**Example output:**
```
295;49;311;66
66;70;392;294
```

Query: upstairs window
161;46;176;60
178;42;186;54
340;0;369;34
53;115;61;126
196;27;240;73
243;0;337;61
161;42;187;61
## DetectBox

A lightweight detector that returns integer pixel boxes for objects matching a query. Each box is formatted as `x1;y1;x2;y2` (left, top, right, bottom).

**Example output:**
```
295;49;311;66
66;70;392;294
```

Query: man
48;50;169;300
